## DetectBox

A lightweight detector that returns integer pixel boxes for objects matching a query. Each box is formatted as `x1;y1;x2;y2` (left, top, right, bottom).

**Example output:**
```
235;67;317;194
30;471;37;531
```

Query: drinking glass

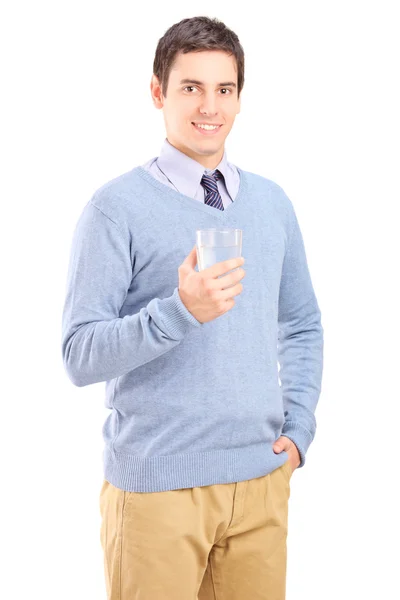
196;229;243;285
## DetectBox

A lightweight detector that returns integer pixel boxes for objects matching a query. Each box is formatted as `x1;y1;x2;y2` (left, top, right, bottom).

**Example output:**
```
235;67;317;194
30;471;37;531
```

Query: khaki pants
99;458;292;599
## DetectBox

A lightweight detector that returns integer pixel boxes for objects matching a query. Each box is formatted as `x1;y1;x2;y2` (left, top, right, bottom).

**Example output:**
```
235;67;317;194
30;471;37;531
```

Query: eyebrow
179;78;237;88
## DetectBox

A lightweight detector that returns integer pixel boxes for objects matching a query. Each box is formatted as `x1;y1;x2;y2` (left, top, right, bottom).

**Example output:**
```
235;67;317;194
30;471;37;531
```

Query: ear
150;75;164;109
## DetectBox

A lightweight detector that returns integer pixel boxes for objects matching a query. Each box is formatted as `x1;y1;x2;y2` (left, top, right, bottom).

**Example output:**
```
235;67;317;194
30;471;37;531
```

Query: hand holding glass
196;229;243;289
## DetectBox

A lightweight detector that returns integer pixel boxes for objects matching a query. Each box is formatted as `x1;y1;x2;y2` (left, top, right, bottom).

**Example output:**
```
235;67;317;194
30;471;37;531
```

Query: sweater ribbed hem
103;442;290;492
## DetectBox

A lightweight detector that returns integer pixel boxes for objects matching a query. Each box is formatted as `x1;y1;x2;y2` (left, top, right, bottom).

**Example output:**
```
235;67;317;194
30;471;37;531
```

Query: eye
183;86;232;94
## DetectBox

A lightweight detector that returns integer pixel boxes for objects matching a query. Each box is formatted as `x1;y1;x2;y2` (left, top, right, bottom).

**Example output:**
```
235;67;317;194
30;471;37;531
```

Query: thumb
182;245;198;271
273;436;288;453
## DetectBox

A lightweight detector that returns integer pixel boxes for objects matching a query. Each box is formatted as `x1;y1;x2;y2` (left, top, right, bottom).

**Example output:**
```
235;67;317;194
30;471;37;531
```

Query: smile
192;122;222;135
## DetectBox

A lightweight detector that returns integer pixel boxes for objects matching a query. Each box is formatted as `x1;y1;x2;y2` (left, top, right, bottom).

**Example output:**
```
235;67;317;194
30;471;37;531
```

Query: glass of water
196;229;243;284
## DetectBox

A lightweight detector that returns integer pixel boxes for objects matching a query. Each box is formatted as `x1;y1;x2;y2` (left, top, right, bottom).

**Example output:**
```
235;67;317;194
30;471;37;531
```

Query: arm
61;200;201;387
277;194;324;468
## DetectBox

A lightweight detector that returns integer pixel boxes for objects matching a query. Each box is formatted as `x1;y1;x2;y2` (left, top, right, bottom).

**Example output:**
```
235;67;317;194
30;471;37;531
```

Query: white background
2;1;399;598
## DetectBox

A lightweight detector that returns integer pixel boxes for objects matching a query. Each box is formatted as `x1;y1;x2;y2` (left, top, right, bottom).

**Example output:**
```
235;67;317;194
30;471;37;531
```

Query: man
61;15;324;600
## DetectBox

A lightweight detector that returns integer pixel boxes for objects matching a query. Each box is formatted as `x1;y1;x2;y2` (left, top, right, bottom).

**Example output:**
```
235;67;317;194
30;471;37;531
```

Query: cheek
227;106;239;119
174;106;193;124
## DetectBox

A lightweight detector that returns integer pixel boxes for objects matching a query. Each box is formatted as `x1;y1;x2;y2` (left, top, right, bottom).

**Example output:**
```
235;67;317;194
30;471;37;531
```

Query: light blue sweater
61;164;324;492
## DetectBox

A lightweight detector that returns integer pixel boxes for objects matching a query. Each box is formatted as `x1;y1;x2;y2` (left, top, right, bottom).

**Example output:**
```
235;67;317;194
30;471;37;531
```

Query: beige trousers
99;458;292;599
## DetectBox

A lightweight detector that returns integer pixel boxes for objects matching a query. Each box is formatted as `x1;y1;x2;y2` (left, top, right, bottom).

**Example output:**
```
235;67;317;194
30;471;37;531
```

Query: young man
61;15;324;600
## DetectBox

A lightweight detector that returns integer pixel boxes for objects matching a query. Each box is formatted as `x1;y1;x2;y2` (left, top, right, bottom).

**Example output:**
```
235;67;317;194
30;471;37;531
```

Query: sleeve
277;194;324;468
61;200;202;387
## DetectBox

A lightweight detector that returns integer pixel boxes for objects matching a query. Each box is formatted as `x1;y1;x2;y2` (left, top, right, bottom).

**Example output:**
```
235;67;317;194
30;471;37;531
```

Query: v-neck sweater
61;165;324;492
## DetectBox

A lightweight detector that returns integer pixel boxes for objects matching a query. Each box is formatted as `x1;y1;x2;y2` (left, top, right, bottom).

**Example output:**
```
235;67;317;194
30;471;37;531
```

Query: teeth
194;123;219;130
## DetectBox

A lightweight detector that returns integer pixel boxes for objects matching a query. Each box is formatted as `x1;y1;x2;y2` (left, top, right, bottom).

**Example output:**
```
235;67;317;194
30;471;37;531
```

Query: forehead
170;50;237;83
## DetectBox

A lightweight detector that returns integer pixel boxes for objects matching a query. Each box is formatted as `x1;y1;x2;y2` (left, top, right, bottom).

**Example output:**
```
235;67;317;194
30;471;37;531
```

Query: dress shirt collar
156;138;233;199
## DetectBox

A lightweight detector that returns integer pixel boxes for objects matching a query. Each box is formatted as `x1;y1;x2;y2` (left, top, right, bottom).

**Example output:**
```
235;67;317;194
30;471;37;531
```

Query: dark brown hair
153;16;245;99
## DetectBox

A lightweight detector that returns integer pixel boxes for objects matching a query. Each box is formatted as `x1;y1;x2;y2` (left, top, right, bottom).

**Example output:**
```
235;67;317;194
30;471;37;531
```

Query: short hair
153;16;245;98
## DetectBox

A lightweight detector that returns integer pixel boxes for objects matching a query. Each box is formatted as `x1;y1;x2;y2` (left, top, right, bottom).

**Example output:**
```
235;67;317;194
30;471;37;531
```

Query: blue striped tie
200;169;224;211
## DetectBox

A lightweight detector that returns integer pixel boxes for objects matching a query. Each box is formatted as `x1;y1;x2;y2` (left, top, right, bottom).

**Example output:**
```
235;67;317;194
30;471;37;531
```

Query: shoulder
89;166;145;218
240;168;295;217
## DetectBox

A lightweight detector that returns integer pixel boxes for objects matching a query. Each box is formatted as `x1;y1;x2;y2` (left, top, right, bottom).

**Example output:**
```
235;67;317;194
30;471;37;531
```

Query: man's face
150;50;241;169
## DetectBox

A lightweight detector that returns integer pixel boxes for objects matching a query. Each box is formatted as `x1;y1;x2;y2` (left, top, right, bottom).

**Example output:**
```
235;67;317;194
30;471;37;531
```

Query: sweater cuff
281;421;314;468
156;287;203;339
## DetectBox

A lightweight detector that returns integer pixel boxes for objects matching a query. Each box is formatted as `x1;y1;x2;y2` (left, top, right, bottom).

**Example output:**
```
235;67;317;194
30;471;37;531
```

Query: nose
199;91;218;117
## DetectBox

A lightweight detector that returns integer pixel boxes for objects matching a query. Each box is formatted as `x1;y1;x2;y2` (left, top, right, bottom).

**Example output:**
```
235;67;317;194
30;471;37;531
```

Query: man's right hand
178;245;246;324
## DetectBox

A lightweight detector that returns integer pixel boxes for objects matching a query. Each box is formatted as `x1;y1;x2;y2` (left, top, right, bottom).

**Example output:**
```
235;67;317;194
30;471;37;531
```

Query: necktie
200;169;224;211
